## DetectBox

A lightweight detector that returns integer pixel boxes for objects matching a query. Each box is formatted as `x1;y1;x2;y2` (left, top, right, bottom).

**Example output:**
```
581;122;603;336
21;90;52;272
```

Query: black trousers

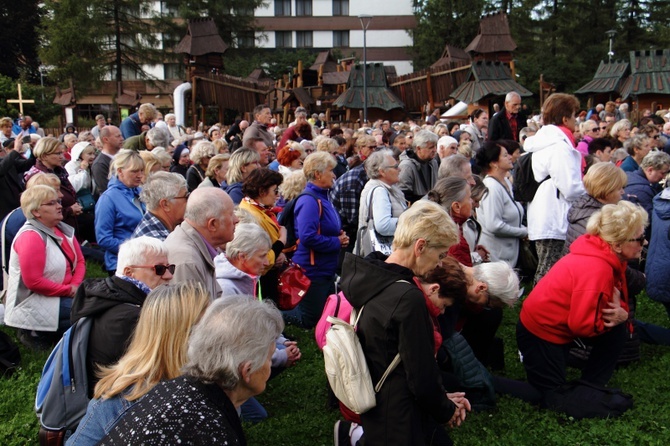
516;320;626;395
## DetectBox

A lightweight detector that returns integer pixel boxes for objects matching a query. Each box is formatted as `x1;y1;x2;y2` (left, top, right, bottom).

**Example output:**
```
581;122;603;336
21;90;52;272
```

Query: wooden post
283;103;290;125
426;70;434;109
297;60;303;88
191;77;198;129
7;84;35;115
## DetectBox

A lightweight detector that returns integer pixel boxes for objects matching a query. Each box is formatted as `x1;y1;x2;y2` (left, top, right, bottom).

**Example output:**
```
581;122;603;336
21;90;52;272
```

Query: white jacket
65;159;94;193
5;221;78;331
524;125;585;241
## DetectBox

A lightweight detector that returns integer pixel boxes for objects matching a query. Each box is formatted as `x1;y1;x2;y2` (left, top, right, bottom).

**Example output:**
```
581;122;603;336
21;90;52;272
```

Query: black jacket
71;276;147;393
341;252;455;445
487;109;524;142
0;150;35;222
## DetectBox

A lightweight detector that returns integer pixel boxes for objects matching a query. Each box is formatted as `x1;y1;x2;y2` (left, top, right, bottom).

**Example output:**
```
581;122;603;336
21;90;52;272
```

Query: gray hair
623;134;648;156
640;150;670;171
610;119;631;139
295;107;307;118
473;262;521;307
184;187;230;227
116;236;168;277
225;223;271;260
439;154;470;179
140;171;187;210
412;130;438;149
182;295;284;389
505;91;521;103
427;176;469;214
146;127;169;149
303;151;336;181
226;148;260;184
365;149;394;179
190;140;216;164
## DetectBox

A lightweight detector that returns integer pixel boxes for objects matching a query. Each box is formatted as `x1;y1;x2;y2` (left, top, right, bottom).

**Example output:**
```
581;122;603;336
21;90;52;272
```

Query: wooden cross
7;84;35;115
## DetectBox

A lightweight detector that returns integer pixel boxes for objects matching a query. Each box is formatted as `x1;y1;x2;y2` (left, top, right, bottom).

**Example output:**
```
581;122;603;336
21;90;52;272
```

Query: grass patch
3;270;670;445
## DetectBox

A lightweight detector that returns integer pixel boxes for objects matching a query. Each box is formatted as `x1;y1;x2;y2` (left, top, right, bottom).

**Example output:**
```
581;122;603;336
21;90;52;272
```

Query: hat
71;141;94;162
2;138;15;148
193;132;205;140
437;135;458;148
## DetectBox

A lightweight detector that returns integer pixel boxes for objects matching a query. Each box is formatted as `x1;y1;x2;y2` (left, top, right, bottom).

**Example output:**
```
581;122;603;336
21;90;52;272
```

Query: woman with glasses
24;137;83;232
70;236;173;391
576;120;600;156
4;184;86;350
517;201;647;413
355;149;407;257
224;148;260;205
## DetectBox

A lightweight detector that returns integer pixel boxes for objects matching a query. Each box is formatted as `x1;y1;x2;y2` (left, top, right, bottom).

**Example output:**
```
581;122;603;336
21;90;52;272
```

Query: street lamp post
358;14;373;126
606;29;617;62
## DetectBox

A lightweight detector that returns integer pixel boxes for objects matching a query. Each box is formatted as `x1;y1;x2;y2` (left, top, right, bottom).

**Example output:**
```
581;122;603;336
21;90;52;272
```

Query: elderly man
71;236;173;390
243;104;274;148
437;135;458;160
398;130;440;203
120;103;157;139
92;125;123;193
164;188;238;300
123;127;169;152
243;137;271;167
488;91;524;142
133;172;189;240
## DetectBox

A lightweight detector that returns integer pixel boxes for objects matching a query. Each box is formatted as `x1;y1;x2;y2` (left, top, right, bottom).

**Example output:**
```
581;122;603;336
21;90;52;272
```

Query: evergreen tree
0;0;42;80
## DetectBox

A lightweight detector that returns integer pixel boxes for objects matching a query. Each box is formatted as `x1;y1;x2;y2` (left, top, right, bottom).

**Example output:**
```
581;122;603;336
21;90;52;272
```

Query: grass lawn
2;263;670;445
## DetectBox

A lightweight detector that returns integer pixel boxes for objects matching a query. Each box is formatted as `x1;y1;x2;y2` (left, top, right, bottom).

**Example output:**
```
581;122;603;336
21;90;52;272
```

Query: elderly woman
239;168;287;299
620;134;653;173
165;113;183;141
71;236;173;390
356;149;407;257
575;120;600;156
94;150;146;274
517;201;647;411
198;153;229;189
150;147;173;172
276;141;306;178
398;130;440;204
170;145;190;178
624;150;670;232
4;185;85;349
186;140;216;192
609;118;632;149
100;295;283;444
225;148;260;204
0;116;13;144
565;162;627;251
463;109;489;153
24;137;83;231
67;283;209;445
283;152;347;329
524;93;585;285
341;200;469;446
475;141;527;266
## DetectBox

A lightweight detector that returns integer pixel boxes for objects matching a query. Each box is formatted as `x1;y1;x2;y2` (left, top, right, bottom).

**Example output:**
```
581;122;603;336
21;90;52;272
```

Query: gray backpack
35;317;92;437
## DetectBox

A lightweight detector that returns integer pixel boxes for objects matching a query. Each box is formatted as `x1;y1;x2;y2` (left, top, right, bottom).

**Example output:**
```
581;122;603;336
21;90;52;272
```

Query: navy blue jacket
624;169;661;237
646;190;670;302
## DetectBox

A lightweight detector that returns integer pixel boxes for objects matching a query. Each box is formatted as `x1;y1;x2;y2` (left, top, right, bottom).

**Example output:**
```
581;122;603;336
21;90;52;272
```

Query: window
333;30;349;48
296;0;312;16
275;0;291;16
333;0;349;16
164;63;184;79
237;32;255;49
276;31;292;48
296;31;313;48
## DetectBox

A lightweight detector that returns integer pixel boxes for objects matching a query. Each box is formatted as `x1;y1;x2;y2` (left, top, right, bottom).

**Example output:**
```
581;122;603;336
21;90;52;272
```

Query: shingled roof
175;18;229;56
465;12;517;55
432;45;471;68
450;61;531;104
309;50;340;73
333;63;404;111
619;49;670;99
575;60;630;95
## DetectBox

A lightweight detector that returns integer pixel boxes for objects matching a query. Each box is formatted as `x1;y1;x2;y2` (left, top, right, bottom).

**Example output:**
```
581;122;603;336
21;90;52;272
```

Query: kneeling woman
517;201;646;401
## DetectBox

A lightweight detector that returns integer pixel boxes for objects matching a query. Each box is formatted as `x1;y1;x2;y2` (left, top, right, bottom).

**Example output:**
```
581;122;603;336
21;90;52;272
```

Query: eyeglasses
172;192;190;200
590;128;600;133
628;235;646;245
653;135;660;140
599;126;608;130
305;149;314;154
51;151;64;156
383;163;400;170
129;264;176;275
244;161;260;167
40;199;62;207
366;145;377;149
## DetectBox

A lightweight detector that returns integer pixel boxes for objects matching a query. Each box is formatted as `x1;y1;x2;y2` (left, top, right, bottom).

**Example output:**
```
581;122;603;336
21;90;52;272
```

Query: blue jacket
620;156;639;173
624;169;661;231
293;182;342;280
225;182;243;205
646;190;670;303
94;177;145;271
119;112;142;139
66;395;134;446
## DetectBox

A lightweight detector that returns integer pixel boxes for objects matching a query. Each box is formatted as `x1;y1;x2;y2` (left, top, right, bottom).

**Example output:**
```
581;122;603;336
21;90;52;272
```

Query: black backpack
543;379;633;420
0;330;21;377
513;152;550;203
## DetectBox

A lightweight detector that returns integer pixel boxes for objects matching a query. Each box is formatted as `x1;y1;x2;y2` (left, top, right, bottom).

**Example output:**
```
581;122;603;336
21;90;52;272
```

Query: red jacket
520;234;629;344
447;214;472;267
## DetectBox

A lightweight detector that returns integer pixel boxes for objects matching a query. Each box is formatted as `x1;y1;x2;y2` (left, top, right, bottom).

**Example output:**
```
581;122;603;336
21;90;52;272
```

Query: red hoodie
520;234;629;344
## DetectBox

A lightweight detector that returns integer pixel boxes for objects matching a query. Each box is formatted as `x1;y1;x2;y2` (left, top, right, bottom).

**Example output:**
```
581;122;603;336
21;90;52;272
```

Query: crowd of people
1;93;670;445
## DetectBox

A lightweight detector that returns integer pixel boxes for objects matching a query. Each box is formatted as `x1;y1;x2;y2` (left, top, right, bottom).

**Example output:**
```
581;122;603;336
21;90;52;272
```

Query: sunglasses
599;126;608;130
129;264;176;275
628;235;646;245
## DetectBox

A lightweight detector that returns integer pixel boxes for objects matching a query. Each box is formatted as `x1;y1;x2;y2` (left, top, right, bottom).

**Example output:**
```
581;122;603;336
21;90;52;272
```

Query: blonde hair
586;201;648;245
317;137;339;154
190;141;216;165
226;148;260;184
303;151;336;181
94;282;210;401
33;137;64;159
139;151;160;179
110;149;145;178
393;200;459;251
20;185;58;219
280;170;307;201
583;162;627;200
206;154;230;178
25;172;60;190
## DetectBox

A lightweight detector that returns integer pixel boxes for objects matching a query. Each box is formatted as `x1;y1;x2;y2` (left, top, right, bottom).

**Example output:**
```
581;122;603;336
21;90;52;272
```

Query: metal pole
359;15;372;127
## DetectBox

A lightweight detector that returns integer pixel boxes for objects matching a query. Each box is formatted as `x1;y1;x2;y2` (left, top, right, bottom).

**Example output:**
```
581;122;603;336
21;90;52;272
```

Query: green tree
0;0;42;81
